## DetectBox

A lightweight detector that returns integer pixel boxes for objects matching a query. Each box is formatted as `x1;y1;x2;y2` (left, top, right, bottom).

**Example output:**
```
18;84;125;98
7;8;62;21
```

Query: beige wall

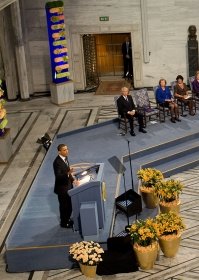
21;0;199;91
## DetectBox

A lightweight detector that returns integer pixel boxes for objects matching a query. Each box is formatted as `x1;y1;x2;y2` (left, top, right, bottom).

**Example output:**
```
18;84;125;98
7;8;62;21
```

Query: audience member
117;87;147;136
122;37;133;79
156;79;180;123
191;70;199;97
174;75;195;116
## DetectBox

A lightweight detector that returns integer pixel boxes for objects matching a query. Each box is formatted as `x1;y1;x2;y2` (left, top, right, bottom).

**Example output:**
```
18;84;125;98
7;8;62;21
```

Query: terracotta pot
133;242;158;270
159;200;180;214
158;234;181;258
140;188;159;209
79;263;97;278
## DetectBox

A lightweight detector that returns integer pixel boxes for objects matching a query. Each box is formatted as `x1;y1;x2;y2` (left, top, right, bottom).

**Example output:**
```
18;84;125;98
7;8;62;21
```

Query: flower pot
140;187;159;209
159;200;180;214
158;234;181;258
79;263;97;278
133;242;158;270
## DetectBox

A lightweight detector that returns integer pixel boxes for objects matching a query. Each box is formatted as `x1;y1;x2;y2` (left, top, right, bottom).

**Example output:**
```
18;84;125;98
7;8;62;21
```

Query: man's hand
68;168;74;175
127;110;135;116
73;179;80;187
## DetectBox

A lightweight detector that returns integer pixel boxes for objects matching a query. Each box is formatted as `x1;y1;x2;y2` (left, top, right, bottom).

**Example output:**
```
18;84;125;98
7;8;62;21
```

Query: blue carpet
5;114;199;272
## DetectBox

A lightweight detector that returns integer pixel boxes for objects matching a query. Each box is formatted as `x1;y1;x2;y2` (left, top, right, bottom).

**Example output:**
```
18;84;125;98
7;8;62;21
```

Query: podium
68;163;106;231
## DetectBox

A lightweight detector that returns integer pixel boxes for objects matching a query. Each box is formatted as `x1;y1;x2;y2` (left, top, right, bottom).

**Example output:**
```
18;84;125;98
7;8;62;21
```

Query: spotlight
36;133;52;151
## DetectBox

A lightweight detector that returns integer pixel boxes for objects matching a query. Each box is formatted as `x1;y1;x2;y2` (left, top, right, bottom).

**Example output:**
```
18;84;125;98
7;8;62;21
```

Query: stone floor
0;92;199;280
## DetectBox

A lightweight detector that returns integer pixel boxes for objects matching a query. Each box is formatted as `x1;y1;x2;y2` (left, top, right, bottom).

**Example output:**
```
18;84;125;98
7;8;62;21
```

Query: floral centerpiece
128;218;158;269
154;211;186;257
69;241;104;277
137;168;164;208
154;179;184;213
69;240;104;266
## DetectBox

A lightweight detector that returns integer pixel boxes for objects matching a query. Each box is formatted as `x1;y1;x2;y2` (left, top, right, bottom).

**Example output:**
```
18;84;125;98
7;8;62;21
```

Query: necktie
65;157;69;166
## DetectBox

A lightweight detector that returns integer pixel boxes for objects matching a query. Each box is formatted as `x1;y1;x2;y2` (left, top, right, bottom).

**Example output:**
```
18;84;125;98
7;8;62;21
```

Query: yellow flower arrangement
128;218;157;247
69;241;104;266
137;168;164;190
154;179;184;203
154;211;185;237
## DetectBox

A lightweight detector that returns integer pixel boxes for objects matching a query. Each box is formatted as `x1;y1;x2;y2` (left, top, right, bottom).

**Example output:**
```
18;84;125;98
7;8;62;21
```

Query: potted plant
0;85;8;136
128;218;158;269
137;168;164;208
69;240;104;277
154;179;184;213
154;211;186;257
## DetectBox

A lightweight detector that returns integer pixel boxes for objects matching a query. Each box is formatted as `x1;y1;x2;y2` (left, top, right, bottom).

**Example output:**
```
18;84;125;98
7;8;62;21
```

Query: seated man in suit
117;87;147;136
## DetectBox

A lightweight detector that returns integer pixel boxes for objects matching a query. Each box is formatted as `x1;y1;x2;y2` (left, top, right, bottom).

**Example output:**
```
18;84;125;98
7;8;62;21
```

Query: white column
140;0;150;63
10;0;30;100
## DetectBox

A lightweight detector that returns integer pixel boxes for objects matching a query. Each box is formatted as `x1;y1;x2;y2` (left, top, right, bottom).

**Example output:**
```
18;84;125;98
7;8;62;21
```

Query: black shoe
170;118;176;123
130;131;136;136
60;220;73;228
139;128;147;133
60;223;73;229
175;117;181;122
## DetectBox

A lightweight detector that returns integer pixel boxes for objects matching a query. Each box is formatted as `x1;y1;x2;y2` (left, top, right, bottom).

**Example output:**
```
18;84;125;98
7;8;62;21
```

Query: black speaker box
97;235;138;275
115;189;142;216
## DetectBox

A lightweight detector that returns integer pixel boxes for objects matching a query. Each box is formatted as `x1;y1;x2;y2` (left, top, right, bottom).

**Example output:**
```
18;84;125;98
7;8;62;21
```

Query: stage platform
5;114;199;272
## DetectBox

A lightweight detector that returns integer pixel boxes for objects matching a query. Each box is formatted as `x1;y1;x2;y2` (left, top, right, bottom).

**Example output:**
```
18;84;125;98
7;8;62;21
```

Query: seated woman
156;78;180;123
174;75;195;116
192;70;199;97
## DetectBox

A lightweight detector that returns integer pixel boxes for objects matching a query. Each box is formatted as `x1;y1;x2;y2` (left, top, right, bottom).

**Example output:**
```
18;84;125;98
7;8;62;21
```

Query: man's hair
57;144;66;151
121;86;129;92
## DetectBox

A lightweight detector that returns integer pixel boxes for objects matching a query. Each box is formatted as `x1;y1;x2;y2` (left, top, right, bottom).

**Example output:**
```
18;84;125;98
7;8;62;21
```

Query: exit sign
99;16;109;21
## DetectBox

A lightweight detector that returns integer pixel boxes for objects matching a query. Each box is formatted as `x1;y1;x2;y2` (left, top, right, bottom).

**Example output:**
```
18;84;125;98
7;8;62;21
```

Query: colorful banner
45;1;70;84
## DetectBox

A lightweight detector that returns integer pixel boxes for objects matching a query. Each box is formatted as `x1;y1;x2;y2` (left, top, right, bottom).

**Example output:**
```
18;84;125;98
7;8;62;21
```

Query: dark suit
53;155;74;225
117;95;144;131
122;41;133;78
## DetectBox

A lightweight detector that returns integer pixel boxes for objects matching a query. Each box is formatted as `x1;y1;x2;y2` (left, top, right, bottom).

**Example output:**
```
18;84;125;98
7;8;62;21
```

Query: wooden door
95;33;130;76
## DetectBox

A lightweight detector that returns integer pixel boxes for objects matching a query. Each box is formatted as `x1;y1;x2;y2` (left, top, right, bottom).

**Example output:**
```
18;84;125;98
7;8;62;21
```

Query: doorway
82;33;132;88
95;33;130;77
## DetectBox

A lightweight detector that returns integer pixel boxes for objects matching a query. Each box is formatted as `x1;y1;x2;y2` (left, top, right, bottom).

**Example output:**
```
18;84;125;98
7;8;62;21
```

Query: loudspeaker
97;235;138;275
115;189;142;217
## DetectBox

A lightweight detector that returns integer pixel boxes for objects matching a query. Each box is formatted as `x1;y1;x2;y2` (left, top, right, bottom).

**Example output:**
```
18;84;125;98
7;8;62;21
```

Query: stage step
127;131;199;184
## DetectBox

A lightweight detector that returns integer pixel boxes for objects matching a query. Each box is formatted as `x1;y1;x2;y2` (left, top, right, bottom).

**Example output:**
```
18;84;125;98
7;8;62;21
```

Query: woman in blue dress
156;79;180;123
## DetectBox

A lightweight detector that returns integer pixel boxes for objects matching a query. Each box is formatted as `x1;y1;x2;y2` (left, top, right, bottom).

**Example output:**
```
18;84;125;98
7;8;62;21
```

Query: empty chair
133;88;159;127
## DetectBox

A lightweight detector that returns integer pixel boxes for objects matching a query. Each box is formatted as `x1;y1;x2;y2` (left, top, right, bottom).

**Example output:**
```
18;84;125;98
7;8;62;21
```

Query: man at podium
53;144;77;228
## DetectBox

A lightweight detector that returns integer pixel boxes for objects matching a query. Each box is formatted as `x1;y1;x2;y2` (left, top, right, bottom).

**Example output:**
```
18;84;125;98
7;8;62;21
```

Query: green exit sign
99;16;109;21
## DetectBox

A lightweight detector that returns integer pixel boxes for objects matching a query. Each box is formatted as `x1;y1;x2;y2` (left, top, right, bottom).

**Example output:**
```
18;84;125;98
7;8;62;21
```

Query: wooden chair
133;88;159;127
153;86;170;122
114;96;130;134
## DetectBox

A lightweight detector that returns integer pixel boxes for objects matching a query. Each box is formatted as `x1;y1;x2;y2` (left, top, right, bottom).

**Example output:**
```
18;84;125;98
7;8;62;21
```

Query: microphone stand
122;171;130;227
126;139;134;191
